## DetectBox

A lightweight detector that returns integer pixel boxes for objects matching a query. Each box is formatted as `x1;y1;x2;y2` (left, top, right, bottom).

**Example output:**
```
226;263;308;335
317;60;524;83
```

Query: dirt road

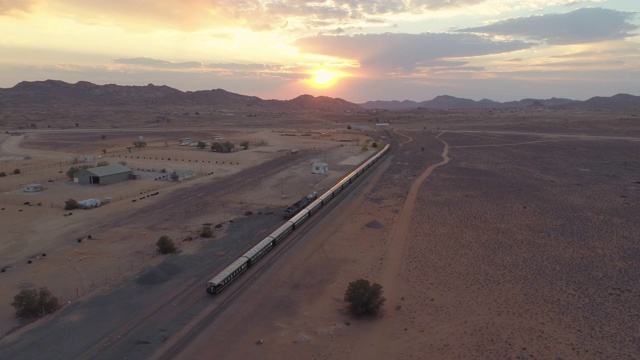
350;131;450;360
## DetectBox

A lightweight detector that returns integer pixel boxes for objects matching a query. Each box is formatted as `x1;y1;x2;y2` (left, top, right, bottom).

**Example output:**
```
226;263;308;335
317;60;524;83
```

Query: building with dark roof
74;164;133;185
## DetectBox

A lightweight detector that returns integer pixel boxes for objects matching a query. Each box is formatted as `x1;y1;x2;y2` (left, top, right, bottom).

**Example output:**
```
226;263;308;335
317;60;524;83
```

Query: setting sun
307;68;344;89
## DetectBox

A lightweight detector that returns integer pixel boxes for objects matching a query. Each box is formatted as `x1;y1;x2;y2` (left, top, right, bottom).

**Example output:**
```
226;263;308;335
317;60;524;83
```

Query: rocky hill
2;80;638;111
0;80;361;112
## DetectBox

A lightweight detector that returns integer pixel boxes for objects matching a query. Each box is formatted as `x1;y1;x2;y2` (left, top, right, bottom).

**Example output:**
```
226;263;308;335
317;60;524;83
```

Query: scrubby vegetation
157;235;176;254
344;279;386;316
64;198;79;210
200;226;214;238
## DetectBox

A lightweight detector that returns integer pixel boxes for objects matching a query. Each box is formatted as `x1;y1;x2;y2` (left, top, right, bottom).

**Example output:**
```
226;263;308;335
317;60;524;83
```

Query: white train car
206;257;249;294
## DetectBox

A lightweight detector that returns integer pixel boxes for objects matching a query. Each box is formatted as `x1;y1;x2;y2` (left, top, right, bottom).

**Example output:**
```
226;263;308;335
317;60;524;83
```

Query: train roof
208;257;249;285
243;237;274;259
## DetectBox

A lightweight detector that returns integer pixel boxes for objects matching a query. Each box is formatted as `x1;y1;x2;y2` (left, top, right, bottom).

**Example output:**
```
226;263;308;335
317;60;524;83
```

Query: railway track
151;142;394;360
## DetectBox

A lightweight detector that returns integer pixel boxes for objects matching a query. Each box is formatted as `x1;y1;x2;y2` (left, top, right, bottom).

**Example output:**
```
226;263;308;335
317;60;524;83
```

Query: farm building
74;164;133;185
23;183;43;192
312;162;329;174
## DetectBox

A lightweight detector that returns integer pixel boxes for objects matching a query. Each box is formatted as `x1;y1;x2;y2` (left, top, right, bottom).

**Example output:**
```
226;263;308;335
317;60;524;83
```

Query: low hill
360;95;580;110
0;80;362;112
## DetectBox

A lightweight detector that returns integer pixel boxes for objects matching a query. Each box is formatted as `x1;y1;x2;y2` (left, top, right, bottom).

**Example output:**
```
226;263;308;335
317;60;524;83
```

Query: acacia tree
344;279;386;316
11;287;60;319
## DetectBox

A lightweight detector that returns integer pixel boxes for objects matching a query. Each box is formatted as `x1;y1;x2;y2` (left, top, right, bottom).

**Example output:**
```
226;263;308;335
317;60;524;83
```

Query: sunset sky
0;0;638;102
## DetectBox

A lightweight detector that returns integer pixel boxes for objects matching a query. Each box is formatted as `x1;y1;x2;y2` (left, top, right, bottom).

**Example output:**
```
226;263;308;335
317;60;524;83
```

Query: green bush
64;198;79;210
157;235;176;254
200;226;214;238
0;172;6;177
344;279;386;316
11;287;60;319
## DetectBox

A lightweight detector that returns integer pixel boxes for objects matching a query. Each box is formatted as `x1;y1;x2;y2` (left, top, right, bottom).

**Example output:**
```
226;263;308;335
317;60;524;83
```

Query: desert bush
210;142;222;152
64;198;79;210
96;161;110;167
0;172;5;177
200;226;214;238
66;165;90;179
157;235;176;254
13;168;21;174
344;279;386;316
133;140;146;148
240;141;250;150
11;287;60;319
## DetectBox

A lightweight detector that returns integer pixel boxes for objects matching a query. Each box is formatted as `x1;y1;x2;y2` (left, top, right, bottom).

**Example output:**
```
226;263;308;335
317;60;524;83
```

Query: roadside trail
351;131;450;360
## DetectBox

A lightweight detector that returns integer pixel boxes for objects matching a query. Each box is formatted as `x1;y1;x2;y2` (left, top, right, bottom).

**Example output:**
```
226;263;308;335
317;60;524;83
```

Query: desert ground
0;106;639;359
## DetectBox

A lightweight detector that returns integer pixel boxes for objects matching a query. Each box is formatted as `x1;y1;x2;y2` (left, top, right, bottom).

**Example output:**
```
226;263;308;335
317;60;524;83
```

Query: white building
312;162;329;174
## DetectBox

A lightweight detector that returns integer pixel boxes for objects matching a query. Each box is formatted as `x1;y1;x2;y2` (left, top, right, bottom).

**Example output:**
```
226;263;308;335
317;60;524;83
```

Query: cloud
8;0;495;32
113;57;203;69
457;7;638;45
0;0;37;14
294;32;533;73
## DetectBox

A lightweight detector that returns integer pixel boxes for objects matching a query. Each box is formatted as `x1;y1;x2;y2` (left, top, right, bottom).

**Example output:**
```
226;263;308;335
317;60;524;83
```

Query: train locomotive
206;144;390;295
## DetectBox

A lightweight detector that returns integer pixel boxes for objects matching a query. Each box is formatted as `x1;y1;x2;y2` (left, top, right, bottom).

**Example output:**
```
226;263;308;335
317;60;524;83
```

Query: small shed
74;164;133;185
23;183;43;192
312;162;329;174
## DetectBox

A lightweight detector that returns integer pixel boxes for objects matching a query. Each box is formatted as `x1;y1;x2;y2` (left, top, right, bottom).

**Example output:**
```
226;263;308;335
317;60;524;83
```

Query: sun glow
306;68;345;89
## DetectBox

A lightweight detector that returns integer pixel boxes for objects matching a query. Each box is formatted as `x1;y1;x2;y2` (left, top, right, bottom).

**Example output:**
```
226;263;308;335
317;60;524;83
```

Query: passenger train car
206;144;390;294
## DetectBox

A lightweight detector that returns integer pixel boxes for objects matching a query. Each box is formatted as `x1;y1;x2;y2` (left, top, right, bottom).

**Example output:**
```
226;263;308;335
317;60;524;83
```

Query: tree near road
344;279;386;316
11;287;60;319
157;235;176;254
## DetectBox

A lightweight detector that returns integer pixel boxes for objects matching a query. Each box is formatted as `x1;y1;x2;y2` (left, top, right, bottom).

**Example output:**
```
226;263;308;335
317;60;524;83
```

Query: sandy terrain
0;125;370;337
0;106;639;360
176;112;640;359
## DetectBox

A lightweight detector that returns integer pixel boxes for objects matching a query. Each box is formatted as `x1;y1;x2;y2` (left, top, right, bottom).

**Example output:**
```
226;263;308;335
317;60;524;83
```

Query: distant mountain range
360;94;640;110
0;80;361;112
1;80;638;111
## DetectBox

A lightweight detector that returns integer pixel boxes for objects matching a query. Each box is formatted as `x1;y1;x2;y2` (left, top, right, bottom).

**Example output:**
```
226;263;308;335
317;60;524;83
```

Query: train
283;192;317;219
206;144;390;295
